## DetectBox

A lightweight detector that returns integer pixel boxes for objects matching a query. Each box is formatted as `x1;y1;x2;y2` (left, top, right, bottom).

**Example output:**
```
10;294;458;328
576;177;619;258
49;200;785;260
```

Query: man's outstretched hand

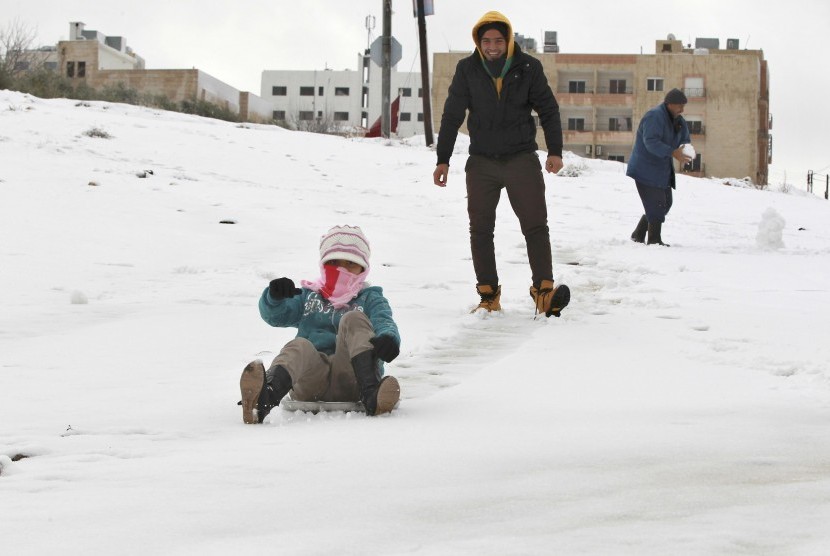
433;164;450;187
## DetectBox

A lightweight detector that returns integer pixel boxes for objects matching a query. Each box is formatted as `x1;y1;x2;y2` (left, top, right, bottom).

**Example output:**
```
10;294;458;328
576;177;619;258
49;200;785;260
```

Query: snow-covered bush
83;127;112;139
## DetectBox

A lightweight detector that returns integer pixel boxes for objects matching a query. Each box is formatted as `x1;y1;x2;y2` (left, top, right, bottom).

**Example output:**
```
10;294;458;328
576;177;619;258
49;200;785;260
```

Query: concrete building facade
261;51;428;137
58;22;274;123
432;37;771;184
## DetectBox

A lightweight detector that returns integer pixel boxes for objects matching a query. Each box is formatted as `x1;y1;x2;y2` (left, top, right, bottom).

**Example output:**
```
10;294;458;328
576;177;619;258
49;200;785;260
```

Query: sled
280;397;400;414
280;398;366;414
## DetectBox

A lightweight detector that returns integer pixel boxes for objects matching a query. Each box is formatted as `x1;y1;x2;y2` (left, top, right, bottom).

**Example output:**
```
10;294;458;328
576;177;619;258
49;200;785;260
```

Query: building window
568;80;586;93
272;86;287;96
567;118;585;131
44;61;58;71
647;78;664;92
608;155;625;163
318;86;324;95
687;120;704;135
299;111;314;120
66;61;75;78
685;154;702;172
14;61;30;71
609;117;632;131
77;61;86;78
610;79;627;94
334;111;349;121
335;87;350;96
417;113;424;121
418;88;423;97
400;88;412;97
300;86;315;96
400;112;412;121
272;110;286;121
317;111;323;118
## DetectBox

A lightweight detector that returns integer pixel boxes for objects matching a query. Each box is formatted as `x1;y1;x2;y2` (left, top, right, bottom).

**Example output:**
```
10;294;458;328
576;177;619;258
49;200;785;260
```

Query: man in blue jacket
432;10;570;318
626;88;693;246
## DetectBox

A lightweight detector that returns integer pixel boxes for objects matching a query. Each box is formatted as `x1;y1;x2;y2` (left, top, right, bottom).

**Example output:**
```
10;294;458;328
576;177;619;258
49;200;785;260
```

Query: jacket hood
472;11;515;60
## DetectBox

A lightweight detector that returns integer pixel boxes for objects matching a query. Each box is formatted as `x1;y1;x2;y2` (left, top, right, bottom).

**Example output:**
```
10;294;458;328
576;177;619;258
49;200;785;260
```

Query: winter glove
268;277;301;300
370;334;400;363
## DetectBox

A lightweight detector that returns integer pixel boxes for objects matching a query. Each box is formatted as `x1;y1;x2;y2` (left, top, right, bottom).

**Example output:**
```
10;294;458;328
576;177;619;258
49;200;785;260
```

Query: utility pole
416;0;434;145
381;0;392;138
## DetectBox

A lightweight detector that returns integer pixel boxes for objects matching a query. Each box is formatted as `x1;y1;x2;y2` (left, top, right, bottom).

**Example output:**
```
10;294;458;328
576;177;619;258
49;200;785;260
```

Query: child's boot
351;351;400;416
240;360;292;424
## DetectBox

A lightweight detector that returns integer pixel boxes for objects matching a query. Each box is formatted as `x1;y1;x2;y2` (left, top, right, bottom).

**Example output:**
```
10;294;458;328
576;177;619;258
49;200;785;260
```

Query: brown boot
240;360;266;424
239;360;293;424
529;280;571;318
472;284;502;313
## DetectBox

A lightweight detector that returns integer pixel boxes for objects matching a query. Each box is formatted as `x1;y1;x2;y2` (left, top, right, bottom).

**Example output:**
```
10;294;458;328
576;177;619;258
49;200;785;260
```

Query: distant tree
12;67;75;98
0;19;39;88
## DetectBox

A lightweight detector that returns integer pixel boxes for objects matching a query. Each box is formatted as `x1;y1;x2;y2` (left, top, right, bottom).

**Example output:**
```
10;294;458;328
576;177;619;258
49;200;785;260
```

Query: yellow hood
472;11;515;60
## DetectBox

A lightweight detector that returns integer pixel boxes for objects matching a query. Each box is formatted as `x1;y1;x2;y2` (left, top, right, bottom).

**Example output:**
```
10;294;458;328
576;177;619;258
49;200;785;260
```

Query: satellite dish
667;33;676;40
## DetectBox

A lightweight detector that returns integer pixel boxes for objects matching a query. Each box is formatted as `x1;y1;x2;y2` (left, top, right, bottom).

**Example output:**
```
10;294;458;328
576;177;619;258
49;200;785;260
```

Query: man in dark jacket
626;88;693;246
432;10;570;318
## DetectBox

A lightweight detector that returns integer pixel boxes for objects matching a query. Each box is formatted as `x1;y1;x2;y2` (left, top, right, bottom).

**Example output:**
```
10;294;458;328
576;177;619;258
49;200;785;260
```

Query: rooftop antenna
365;15;376;49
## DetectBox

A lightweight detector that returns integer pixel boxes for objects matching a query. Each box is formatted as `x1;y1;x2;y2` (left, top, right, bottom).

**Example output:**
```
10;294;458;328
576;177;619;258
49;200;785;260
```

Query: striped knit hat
318;225;371;271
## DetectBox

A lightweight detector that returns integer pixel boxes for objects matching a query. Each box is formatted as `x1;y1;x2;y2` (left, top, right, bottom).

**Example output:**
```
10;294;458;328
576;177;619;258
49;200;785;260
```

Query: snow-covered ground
1;90;829;555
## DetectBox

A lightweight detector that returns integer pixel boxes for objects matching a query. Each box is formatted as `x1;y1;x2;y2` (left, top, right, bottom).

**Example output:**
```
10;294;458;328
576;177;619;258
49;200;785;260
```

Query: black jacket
436;46;563;165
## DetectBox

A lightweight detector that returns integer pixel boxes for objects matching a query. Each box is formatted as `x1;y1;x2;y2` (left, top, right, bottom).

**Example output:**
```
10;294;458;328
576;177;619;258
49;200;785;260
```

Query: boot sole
547;285;571;318
240;360;265;424
374;376;400;416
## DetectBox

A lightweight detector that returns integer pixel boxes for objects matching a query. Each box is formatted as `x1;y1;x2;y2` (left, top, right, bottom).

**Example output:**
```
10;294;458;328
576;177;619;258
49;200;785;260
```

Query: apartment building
432;36;771;185
261;51;428;137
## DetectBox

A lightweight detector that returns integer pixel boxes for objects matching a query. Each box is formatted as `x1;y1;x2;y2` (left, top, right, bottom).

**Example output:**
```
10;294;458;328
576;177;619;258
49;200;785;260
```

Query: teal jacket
259;286;400;369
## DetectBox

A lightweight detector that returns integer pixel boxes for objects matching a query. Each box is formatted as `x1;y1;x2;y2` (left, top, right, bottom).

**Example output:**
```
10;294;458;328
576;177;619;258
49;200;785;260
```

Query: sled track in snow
392;309;548;400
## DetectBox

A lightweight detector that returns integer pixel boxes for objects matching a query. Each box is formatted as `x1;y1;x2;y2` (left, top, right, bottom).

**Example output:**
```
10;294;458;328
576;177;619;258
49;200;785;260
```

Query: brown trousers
267;311;375;402
465;152;553;288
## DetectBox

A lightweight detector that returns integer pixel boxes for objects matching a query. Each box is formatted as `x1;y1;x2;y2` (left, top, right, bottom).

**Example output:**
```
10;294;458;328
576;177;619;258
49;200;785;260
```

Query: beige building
432;37;771;185
58;22;273;123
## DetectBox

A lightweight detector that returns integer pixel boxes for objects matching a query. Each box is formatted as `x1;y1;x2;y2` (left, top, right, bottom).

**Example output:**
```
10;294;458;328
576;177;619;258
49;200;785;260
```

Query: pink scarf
301;264;368;308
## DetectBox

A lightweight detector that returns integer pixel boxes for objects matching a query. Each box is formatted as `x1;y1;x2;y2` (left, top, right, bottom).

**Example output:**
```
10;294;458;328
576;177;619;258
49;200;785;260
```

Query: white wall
97;44;142;71
261;57;430;137
262;69;362;127
198;71;242;112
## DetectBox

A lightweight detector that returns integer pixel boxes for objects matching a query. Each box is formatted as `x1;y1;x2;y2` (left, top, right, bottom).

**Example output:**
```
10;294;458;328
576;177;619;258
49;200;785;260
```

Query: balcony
557;85;594;94
683;88;706;99
594;122;633;132
556;85;634;95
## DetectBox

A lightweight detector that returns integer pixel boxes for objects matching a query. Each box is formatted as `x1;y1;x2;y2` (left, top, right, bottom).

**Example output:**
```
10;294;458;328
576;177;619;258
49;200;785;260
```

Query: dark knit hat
664;88;688;105
477;21;509;41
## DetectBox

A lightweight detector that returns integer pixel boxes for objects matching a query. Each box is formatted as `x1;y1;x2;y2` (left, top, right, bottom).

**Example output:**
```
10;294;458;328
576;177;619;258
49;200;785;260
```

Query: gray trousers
267;311;375;402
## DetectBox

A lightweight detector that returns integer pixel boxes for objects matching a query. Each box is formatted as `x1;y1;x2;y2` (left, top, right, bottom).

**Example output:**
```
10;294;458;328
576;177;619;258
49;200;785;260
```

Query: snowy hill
1;90;830;555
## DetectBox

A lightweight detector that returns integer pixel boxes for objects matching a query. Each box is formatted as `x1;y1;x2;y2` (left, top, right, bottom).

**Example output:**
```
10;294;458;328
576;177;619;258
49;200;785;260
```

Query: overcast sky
4;0;829;185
